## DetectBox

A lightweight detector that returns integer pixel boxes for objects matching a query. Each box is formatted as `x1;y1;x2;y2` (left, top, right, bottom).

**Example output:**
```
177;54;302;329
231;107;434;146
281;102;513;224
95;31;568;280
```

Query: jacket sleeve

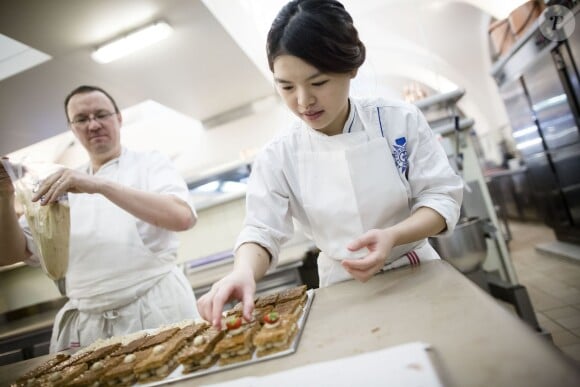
406;104;464;234
234;144;294;268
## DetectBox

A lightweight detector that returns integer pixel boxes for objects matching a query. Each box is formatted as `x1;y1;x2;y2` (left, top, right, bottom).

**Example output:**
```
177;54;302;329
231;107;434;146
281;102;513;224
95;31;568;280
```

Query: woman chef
0;85;199;352
197;0;463;327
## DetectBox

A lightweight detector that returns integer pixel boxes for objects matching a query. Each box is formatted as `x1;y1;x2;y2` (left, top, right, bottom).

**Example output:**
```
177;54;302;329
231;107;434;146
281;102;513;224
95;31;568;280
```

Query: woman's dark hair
266;0;365;74
64;85;120;121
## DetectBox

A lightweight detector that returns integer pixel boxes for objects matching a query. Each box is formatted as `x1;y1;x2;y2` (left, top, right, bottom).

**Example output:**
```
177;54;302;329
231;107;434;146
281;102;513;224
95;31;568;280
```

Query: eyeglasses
69;111;117;129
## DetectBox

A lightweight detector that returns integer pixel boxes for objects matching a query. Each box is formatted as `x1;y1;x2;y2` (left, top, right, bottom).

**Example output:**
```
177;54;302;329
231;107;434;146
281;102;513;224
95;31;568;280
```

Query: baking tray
140;289;315;386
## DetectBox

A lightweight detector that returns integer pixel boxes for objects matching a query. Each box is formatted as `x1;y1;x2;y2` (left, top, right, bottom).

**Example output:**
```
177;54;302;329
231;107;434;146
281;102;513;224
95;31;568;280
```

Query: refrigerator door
522;48;580;150
499;79;544;156
525;151;571;228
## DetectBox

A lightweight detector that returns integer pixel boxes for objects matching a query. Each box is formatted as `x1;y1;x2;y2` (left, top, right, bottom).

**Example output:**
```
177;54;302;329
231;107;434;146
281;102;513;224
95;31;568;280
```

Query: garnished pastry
254;293;278;308
177;326;225;373
213;321;259;365
225;316;243;331
263;311;281;327
253;304;273;323
253;315;298;357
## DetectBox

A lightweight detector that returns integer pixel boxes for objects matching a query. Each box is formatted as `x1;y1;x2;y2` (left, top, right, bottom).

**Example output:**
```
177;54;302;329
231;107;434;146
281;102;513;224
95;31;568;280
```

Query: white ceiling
0;0;275;156
0;0;528;161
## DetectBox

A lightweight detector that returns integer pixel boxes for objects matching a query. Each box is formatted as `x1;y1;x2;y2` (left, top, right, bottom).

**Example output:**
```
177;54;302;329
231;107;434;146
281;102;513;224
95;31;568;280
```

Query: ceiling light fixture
91;21;173;64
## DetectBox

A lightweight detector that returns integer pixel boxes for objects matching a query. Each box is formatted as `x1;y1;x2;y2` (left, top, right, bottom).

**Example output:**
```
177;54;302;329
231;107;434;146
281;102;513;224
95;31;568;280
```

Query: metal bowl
429;217;490;273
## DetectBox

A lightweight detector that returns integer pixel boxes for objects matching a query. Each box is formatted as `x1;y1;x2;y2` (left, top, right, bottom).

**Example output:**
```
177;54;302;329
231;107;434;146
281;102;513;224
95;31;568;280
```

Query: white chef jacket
20;147;196;294
235;97;463;268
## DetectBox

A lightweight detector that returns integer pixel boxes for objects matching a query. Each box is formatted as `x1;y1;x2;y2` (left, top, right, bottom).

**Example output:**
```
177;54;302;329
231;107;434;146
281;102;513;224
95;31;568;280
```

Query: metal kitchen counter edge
3;260;579;387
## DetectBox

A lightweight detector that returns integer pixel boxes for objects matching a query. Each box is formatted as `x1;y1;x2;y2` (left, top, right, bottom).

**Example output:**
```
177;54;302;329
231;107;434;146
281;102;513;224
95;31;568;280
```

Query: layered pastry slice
99;348;154;386
177;322;208;343
252;304;274;324
39;363;88;387
13;353;70;387
273;297;305;324
72;342;121;367
177;325;225;373
276;285;307;305
213;316;259;365
109;334;151;358
254;293;278;309
224;301;243;319
133;330;191;382
138;327;180;350
67;355;123;387
253;311;298;357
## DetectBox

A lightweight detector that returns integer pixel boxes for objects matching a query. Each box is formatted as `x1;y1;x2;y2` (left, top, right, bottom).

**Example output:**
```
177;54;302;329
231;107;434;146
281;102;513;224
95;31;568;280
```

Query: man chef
0;85;199;353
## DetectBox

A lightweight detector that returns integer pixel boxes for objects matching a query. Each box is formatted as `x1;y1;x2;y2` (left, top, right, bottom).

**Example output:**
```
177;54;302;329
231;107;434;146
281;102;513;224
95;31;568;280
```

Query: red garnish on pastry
263;311;280;324
225;316;242;330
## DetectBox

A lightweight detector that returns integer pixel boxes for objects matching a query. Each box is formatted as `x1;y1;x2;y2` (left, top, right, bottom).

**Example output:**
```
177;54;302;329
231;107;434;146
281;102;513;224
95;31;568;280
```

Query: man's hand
32;169;101;205
342;228;397;282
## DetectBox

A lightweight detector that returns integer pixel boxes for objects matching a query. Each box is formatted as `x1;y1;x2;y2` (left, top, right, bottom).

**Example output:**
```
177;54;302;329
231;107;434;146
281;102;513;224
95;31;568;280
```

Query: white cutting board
202;341;445;387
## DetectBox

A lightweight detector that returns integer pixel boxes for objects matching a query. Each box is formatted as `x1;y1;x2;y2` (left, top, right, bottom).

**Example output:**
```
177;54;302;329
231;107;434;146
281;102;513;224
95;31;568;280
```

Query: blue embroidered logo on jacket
392;137;408;177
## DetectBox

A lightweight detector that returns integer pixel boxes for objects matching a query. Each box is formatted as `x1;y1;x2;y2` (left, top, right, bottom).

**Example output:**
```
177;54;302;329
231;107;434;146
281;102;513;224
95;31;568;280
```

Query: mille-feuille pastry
50;350;93;372
213;316;259;365
224;301;243;318
273;297;305;323
177;321;208;343
66;355;123;387
252;304;274;323
177;326;225;373
99;348;154;386
41;362;88;387
253;312;298;357
133;332;189;382
13;353;70;386
276;285;307;305
254;292;278;308
138;326;180;350
73;342;121;367
110;334;151;358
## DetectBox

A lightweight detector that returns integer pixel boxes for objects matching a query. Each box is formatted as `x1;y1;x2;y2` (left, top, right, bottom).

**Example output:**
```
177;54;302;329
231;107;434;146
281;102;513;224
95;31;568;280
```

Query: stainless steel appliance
491;4;580;245
415;90;542;335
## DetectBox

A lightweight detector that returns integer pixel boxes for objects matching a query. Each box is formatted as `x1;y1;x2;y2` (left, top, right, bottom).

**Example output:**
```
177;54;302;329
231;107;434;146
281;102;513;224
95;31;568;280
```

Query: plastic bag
2;159;70;280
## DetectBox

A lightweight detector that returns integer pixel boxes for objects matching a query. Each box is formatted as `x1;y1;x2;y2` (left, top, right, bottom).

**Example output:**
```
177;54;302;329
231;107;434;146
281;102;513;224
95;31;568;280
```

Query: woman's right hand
197;266;256;329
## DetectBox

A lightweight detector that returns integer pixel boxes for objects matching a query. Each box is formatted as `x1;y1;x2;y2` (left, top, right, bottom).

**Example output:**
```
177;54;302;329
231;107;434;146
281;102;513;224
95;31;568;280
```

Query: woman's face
273;55;354;136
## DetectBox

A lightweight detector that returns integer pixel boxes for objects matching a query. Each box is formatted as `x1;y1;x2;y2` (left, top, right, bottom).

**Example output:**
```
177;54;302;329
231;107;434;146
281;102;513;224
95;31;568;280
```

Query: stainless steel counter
2;260;578;386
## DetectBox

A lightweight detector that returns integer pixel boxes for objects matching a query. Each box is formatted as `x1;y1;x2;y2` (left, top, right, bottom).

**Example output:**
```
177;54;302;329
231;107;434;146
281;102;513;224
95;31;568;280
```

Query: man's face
67;91;122;159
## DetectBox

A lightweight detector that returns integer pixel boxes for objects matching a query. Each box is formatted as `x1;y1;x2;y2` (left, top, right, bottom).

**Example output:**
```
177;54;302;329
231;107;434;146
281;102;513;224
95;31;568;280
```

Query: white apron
50;156;198;353
297;103;439;287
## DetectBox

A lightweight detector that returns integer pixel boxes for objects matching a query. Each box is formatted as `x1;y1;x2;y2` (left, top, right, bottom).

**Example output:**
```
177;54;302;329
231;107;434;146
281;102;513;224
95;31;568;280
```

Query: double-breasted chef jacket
236;97;463;287
20;148;199;352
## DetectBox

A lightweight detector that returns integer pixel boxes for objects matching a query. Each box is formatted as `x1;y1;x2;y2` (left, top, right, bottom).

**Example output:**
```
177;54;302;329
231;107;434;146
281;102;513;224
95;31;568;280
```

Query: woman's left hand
342;228;396;282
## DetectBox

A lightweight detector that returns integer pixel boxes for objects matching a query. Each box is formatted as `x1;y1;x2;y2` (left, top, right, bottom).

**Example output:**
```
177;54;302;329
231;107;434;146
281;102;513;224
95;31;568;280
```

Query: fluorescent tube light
91;21;173;64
